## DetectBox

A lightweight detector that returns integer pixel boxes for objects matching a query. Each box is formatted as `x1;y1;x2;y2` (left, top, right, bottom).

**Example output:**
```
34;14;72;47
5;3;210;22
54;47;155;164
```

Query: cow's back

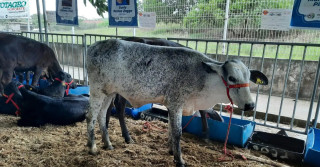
87;39;218;106
0;33;57;70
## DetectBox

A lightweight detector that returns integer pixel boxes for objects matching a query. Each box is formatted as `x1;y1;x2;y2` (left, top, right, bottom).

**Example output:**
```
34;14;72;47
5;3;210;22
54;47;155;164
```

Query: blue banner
108;0;138;27
291;0;320;29
56;0;78;26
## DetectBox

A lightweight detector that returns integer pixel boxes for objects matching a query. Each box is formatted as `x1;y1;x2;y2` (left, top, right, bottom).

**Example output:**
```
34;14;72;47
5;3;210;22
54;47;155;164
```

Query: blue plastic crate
304;128;320;167
68;85;90;95
182;115;255;147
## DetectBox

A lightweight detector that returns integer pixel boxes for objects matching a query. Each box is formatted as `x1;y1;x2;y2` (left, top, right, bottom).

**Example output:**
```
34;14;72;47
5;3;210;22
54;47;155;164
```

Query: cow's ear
250;70;268;85
202;62;222;75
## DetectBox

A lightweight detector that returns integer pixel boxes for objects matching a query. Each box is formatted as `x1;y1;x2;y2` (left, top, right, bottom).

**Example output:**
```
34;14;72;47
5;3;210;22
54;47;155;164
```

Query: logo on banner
0;0;29;19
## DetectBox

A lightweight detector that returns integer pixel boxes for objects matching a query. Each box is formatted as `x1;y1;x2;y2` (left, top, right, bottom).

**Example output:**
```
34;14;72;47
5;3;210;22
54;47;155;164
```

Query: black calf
25;71;77;98
18;87;88;127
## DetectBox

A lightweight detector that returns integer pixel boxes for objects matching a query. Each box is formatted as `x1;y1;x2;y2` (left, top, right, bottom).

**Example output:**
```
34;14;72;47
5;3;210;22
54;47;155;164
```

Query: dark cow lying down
86;39;268;166
0;81;23;116
18;85;88;127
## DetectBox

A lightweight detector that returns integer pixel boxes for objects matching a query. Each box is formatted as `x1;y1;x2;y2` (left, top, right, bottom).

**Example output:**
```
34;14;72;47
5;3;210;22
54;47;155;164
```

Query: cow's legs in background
25;71;31;85
199;110;210;142
167;105;185;167
17;72;24;83
0;69;4;95
31;68;42;86
115;95;133;144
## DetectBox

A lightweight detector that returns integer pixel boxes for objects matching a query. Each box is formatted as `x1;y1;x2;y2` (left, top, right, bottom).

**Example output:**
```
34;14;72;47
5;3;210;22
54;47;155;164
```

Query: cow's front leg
1;68;13;96
167;106;185;167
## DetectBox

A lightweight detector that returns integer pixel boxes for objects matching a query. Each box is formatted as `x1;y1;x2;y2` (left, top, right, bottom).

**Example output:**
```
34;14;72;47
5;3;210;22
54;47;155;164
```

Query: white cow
86;39;268;167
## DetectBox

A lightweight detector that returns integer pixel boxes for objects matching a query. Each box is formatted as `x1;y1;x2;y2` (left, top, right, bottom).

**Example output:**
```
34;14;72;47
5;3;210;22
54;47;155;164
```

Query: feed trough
182;115;255;147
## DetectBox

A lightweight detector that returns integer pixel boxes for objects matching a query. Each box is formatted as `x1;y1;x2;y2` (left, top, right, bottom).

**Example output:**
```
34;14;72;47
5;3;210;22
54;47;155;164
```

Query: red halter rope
54;78;74;96
219;76;249;161
3;85;24;116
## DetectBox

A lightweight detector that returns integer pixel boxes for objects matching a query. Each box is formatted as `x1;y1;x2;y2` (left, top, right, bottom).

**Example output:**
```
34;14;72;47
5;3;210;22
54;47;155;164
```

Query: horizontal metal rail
167;37;320;47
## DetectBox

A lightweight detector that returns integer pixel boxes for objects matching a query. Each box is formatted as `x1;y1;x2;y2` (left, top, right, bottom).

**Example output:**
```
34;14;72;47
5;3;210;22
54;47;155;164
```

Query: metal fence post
306;57;320;131
222;0;230;54
42;0;48;45
36;0;43;42
83;35;88;85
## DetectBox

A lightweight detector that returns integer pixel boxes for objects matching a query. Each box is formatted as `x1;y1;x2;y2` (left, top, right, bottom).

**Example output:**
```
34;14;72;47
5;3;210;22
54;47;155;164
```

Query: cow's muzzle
244;103;255;111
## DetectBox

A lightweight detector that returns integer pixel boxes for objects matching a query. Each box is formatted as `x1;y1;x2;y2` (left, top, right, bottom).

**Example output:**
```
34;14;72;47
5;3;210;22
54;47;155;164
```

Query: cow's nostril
244;103;255;111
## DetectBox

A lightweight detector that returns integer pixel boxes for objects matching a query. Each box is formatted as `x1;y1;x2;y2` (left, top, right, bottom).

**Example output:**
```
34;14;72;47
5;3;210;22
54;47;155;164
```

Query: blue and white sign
56;0;78;26
108;0;138;27
291;0;320;29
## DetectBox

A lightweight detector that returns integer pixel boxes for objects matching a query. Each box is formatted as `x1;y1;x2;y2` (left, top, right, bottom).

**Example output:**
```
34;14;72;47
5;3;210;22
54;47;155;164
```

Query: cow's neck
182;74;229;116
49;61;63;77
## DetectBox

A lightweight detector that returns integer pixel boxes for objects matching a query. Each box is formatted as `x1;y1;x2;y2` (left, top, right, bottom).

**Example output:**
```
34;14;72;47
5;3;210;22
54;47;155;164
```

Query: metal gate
16;32;320;135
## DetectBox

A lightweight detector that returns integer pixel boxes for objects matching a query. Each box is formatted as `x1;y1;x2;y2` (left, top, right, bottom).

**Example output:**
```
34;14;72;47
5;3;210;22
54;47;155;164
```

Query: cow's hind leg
199;110;210;142
98;95;115;150
86;91;108;155
167;105;185;167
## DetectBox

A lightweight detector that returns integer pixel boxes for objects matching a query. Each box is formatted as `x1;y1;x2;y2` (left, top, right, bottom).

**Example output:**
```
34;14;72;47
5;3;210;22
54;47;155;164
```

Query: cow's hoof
125;137;134;144
204;138;210;144
89;144;98;155
175;161;186;167
103;145;114;150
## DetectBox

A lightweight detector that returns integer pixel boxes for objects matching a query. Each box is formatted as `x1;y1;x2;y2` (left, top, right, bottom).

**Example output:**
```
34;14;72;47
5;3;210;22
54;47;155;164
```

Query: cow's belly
125;95;165;108
182;93;228;116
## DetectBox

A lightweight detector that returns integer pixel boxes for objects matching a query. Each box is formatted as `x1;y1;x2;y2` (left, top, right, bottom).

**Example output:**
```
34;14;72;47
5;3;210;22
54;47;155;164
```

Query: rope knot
224;105;233;114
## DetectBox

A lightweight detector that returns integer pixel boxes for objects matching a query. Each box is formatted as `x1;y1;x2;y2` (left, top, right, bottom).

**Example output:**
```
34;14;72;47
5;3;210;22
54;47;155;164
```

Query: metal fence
14;32;320;136
2;0;320;44
139;0;320;43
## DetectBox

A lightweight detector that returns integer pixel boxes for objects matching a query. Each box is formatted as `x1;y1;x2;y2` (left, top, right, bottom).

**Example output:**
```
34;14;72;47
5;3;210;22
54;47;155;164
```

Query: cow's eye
228;76;236;82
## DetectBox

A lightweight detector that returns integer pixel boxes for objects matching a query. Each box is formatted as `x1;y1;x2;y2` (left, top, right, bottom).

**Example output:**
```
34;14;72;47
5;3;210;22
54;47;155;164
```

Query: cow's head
55;71;77;89
203;59;268;111
4;81;23;97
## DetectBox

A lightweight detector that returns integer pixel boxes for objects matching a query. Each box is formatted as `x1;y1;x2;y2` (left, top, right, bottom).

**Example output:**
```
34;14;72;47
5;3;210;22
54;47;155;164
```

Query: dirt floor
0;115;299;167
